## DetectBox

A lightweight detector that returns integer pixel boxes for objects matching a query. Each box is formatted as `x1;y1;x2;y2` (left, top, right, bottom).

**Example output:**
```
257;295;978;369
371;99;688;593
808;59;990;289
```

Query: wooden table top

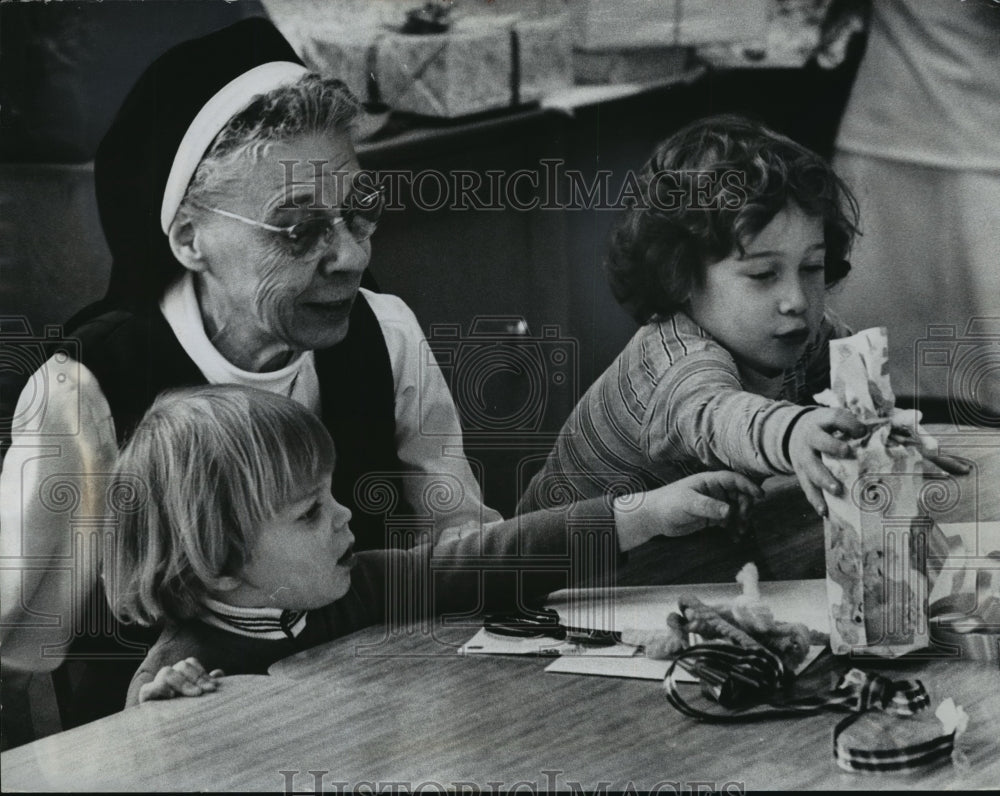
3;623;998;791
3;425;998;791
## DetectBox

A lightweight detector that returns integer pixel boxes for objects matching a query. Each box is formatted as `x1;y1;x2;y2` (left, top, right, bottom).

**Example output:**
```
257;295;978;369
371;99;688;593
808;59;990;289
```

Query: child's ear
167;213;209;274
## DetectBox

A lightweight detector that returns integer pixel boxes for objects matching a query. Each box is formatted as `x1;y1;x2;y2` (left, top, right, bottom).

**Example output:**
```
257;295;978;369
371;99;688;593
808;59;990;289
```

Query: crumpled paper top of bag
816;325;896;421
815;326;939;460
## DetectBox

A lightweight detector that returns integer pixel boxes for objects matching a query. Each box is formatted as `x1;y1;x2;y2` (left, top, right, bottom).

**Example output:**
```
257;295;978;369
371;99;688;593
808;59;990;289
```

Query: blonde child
111;385;762;704
518;115;964;519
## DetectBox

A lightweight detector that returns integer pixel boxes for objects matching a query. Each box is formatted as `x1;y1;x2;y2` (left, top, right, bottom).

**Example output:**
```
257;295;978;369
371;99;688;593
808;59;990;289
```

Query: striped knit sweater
518;311;849;513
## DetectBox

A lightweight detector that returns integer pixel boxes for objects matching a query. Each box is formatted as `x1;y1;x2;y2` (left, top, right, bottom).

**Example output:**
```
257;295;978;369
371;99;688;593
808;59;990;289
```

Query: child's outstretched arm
786;407;866;517
653;349;838;483
136;657;224;704
613;471;765;550
405;470;766;620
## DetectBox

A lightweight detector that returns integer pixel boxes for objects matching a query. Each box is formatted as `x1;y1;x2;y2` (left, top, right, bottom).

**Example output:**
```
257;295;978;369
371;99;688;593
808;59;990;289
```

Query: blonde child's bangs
233;393;336;524
180;387;335;543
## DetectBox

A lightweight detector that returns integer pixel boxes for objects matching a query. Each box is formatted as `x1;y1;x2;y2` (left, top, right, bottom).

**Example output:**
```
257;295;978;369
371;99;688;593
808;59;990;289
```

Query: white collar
159;273;312;388
200;595;307;640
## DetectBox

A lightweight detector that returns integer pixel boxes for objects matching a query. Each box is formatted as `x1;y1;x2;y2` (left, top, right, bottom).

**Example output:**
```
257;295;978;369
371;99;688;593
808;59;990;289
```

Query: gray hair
181;73;361;208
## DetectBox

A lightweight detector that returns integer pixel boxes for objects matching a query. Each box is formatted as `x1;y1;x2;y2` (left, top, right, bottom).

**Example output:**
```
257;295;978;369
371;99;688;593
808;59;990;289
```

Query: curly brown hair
606;115;859;324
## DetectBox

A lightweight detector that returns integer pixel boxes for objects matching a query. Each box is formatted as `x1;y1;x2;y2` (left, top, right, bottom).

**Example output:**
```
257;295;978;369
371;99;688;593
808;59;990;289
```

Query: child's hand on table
138;657;224;704
614;471;765;549
787;408;866;517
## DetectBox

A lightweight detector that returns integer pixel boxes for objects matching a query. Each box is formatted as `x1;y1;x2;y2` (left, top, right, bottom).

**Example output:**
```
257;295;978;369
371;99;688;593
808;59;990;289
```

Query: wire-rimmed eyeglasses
192;185;385;257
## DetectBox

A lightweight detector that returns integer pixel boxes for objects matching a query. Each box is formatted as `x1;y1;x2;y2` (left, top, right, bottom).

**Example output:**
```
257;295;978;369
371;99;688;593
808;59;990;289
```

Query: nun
0;18;500;726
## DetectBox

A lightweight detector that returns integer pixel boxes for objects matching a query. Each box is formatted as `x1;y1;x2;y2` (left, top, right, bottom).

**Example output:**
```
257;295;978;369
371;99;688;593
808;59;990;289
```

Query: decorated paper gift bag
816;328;943;657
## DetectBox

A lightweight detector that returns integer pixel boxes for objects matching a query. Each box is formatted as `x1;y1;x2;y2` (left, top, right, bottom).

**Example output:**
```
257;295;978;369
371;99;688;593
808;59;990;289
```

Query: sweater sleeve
645;347;808;478
0;357;118;673
363;499;622;622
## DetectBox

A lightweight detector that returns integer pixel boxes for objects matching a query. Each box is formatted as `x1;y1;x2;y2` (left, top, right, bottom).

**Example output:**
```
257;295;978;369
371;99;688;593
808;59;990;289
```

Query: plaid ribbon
833;713;955;773
828;669;956;773
664;644;959;772
827;668;930;715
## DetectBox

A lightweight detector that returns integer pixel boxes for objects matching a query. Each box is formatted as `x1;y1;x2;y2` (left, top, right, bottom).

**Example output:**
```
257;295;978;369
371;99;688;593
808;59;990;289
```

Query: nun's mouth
302;298;353;315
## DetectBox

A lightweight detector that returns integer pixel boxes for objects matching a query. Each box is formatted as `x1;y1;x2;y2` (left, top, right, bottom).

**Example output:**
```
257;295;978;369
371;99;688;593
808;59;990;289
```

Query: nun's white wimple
160;61;308;233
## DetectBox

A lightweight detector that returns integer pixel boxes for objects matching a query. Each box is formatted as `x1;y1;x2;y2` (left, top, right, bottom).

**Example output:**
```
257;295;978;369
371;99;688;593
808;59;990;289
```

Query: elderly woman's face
193;131;370;359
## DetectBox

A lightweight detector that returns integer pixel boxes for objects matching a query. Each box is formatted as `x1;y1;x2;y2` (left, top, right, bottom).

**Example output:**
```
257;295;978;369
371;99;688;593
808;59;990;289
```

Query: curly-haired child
519;115;965;519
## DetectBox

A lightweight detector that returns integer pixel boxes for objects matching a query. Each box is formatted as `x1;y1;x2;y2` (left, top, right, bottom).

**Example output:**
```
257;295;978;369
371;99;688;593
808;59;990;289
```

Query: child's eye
746;270;775;282
298;501;321;522
801;262;825;274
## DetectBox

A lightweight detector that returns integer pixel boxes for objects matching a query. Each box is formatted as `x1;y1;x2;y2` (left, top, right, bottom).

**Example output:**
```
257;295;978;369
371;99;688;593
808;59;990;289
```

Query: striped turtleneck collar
200;596;307;640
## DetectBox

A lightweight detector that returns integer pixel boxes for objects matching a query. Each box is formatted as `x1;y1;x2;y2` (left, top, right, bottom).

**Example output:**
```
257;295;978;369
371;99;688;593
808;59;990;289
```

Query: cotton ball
735;562;761;604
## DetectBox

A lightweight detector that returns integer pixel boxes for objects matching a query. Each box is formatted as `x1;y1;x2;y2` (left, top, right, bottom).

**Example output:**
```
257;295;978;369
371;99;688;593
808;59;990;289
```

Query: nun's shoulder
359;288;421;332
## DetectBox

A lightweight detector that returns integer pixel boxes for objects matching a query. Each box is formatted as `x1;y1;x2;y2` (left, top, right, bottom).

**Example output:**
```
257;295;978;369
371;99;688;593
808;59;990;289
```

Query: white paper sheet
538;580;829;682
544;655;686;681
459;628;640;657
543;644;826;681
459;581;831;675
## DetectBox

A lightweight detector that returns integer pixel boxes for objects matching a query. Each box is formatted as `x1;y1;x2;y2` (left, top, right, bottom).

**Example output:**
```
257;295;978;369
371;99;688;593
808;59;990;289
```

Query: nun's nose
317;227;369;278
